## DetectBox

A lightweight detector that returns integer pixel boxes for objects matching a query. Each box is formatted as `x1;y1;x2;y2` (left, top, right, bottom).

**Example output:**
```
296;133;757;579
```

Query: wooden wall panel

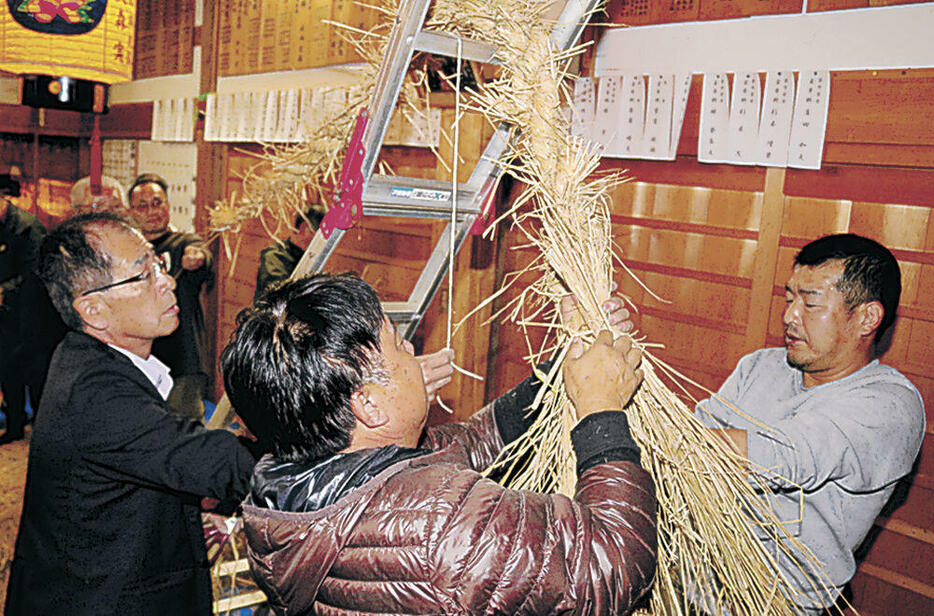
826;70;934;148
861;530;934;593
849;572;934;616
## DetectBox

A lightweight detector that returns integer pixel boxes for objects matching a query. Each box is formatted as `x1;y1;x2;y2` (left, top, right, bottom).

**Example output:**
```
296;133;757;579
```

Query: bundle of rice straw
427;0;845;614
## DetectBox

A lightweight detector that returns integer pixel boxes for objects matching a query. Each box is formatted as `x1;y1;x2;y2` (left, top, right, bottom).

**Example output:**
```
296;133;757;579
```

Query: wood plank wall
489;69;934;615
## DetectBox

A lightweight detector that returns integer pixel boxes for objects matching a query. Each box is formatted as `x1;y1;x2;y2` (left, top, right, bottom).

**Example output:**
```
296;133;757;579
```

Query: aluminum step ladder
295;0;598;337
207;0;599;432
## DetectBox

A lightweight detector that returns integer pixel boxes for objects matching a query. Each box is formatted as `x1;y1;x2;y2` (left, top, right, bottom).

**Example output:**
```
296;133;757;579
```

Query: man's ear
856;301;884;339
73;295;107;332
349;387;390;429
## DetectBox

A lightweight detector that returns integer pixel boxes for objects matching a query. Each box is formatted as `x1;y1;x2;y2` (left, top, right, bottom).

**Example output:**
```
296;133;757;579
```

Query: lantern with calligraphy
0;0;137;85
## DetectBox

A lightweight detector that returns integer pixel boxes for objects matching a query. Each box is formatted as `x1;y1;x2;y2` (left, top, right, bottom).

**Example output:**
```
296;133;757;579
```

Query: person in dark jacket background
222;273;658;615
5;213;258;616
253;204;324;304
0;174;46;444
128;173;214;420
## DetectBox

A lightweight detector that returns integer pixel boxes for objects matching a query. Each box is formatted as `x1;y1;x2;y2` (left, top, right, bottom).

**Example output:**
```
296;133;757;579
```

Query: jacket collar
249;445;430;514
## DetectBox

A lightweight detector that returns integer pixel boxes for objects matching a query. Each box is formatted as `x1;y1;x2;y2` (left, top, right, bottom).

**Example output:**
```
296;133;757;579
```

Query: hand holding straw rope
559;283;635;338
564;330;644;419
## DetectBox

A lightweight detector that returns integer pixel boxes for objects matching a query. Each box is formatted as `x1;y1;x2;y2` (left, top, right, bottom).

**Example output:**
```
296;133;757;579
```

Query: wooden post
195;0;228;401
743;167;785;352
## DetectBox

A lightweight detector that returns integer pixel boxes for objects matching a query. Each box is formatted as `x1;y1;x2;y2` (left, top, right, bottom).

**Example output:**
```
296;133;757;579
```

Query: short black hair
295;204;325;232
795;233;901;343
128;172;168;198
38;213;139;330
221;273;388;463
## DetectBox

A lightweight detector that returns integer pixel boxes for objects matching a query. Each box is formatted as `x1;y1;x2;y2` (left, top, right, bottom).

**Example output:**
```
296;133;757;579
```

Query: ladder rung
414;31;499;64
362;175;482;219
382;301;420;324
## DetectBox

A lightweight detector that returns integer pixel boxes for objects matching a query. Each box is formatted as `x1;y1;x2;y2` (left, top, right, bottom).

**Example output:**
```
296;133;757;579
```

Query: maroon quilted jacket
241;397;657;616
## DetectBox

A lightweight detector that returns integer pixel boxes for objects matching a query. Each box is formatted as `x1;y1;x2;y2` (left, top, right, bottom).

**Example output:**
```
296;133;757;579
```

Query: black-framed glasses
80;252;171;297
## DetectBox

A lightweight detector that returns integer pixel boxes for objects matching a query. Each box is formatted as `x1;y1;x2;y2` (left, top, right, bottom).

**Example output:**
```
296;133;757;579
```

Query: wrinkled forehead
131;182;167;200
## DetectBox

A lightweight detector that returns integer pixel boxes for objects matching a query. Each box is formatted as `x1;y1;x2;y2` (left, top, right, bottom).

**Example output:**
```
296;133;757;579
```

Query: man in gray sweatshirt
696;233;925;614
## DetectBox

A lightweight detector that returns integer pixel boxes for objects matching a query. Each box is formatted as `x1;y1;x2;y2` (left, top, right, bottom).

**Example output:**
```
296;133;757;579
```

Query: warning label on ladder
391;187;451;202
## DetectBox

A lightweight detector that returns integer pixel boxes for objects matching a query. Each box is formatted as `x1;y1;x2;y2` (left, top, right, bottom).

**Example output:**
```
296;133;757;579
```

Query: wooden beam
785;164;934;208
197;0;227;402
859;563;934;601
600;156;766;192
610;214;759;241
97;103;153;139
743;167;785;352
875;517;934;547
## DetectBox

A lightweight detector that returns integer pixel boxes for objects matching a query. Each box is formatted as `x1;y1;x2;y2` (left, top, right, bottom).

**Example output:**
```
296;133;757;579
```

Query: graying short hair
70;175;129;213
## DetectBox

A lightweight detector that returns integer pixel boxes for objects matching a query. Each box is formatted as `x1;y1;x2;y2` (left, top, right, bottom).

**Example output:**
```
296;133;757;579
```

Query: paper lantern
0;0;137;84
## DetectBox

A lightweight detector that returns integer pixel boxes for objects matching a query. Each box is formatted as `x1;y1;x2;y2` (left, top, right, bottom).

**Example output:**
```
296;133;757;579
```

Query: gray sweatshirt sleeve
746;383;924;493
696;350;925;493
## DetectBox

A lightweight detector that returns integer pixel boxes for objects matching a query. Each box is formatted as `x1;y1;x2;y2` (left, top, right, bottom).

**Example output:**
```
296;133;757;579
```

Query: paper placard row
572;71;831;169
151;99;196;143
699;70;830;169
203;88;441;148
571;74;691;161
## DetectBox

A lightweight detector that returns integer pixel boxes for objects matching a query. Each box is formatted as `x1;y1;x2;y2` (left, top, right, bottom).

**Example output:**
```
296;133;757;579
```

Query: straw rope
427;0;849;614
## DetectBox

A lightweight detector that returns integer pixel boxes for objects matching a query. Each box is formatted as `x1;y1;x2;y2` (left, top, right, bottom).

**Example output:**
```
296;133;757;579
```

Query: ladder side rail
296;0;434;281
549;0;600;51
295;227;346;278
463;124;512;191
359;0;434;178
400;126;511;336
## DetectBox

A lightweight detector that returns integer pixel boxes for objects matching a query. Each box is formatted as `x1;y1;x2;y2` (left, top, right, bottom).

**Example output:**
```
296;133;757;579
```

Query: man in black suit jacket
5;213;259;616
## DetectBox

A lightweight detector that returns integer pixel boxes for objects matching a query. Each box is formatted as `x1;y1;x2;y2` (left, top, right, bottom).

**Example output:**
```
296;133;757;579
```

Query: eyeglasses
80;252;171;297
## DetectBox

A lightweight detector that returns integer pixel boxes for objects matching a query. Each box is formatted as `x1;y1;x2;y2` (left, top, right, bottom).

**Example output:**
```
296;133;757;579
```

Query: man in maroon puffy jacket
222;273;657;615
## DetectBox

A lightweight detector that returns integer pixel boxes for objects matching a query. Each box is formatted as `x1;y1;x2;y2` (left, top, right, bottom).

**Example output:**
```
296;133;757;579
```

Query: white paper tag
613;75;646;158
274;89;299;143
593;75;623;152
643;74;674;160
787;70;831;170
298;88;316;140
755;71;796;167
262;91;279;142
726;72;761;165
570;76;596;141
698;73;730;163
150;99;164;141
218;93;234;142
